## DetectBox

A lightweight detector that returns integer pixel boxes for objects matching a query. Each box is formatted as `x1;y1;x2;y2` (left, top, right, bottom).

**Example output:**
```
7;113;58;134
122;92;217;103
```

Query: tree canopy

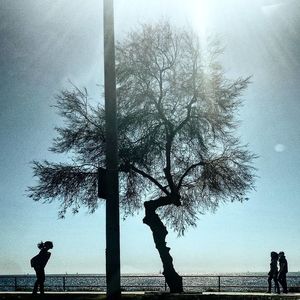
28;21;256;235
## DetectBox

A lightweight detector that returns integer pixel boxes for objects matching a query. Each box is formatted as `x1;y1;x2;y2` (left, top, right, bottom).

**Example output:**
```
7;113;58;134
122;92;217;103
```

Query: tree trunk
143;198;183;293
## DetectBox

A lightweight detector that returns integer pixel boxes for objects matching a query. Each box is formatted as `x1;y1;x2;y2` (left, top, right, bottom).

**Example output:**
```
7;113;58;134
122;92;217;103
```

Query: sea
1;273;300;292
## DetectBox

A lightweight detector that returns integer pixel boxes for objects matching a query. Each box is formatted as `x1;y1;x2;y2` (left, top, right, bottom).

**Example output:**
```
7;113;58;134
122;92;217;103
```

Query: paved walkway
1;292;300;299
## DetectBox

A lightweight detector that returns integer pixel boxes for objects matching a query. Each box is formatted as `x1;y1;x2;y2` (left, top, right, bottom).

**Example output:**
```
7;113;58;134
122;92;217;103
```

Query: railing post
63;276;66;291
164;277;167;291
14;277;17;291
218;276;221;292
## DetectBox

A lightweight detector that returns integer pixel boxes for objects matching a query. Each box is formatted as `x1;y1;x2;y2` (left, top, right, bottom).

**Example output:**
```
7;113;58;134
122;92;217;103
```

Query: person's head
44;241;53;250
279;251;285;257
37;241;53;250
271;251;278;260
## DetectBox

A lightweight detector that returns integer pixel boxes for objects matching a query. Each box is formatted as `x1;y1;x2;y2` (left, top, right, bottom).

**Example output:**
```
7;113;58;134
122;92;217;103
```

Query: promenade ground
1;292;300;300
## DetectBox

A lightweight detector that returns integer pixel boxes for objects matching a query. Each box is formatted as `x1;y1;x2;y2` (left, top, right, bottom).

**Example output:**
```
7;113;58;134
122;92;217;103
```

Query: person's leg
32;279;39;294
278;273;283;289
39;269;46;294
274;277;280;294
267;276;272;292
32;268;39;294
282;274;288;293
33;268;45;294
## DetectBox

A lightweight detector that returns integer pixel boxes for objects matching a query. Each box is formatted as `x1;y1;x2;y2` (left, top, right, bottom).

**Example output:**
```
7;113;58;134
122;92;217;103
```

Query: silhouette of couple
30;241;53;295
267;251;288;294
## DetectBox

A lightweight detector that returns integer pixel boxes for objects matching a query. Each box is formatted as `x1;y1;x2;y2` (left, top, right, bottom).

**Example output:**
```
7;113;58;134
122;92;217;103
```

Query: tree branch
177;161;204;190
128;164;170;196
164;134;176;194
174;96;197;135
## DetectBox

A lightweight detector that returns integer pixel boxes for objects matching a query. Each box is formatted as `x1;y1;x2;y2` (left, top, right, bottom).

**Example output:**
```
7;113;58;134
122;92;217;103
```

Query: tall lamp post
103;0;121;298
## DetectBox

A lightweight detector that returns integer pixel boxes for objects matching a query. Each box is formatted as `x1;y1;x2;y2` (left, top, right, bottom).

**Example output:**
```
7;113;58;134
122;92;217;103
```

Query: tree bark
143;197;183;293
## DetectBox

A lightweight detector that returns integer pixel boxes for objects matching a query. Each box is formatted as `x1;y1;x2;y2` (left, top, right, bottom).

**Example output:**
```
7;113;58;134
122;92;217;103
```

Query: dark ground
1;292;300;300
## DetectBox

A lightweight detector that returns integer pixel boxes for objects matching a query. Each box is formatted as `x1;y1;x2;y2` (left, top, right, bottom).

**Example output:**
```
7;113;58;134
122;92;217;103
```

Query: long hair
271;251;278;260
37;241;53;250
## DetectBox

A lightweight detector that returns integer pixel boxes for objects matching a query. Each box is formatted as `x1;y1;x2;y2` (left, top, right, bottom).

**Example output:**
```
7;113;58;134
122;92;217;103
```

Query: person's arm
41;252;51;268
278;260;286;276
282;260;287;274
45;252;51;265
268;262;273;275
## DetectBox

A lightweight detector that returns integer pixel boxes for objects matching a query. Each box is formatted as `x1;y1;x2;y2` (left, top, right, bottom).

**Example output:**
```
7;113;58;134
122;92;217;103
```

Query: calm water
1;273;300;292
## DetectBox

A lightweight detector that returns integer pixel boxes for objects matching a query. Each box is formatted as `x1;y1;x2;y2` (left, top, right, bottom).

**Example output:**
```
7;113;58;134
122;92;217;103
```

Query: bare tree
28;21;256;292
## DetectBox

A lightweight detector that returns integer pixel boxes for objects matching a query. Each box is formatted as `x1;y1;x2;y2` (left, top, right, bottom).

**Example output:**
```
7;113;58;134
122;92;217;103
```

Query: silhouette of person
267;251;280;294
31;241;53;295
278;251;288;293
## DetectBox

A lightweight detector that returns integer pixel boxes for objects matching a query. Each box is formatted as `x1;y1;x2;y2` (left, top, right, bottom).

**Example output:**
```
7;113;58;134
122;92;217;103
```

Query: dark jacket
268;259;278;276
279;255;288;274
31;249;51;269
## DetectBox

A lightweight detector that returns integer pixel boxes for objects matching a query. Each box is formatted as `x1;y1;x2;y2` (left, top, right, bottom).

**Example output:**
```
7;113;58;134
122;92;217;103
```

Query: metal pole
63;276;66;291
103;0;121;299
218;276;221;292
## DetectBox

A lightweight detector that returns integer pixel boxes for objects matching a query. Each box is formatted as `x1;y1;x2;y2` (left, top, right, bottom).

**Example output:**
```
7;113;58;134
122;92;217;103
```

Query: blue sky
0;0;300;275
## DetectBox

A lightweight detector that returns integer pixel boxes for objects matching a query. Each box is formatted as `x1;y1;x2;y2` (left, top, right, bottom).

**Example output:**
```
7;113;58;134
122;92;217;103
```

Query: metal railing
1;274;300;292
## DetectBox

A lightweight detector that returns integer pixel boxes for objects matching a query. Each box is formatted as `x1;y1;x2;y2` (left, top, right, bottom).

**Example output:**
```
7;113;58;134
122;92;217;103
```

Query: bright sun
189;0;210;37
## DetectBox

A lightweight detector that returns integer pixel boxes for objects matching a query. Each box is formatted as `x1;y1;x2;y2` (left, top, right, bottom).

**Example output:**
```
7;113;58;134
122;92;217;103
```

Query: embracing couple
267;251;288;294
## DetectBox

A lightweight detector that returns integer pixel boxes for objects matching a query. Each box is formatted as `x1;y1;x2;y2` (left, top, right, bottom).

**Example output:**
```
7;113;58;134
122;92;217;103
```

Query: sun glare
189;0;210;38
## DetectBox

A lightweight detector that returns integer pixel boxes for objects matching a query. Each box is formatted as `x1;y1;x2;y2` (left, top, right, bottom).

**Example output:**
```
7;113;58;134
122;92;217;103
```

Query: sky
0;0;300;275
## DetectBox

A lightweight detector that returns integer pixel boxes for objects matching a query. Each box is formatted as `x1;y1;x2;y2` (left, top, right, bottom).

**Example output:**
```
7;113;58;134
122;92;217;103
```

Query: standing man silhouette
278;251;288;293
267;251;280;294
31;241;53;295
